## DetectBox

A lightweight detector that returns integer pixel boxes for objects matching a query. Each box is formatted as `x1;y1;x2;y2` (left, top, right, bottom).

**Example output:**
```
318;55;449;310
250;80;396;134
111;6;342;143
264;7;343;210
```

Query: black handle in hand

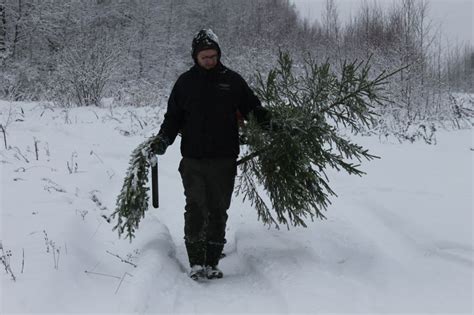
152;161;159;208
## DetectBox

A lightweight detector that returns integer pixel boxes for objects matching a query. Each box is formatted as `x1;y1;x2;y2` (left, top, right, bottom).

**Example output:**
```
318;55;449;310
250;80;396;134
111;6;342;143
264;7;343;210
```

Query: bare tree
321;0;340;55
54;37;118;106
0;1;6;60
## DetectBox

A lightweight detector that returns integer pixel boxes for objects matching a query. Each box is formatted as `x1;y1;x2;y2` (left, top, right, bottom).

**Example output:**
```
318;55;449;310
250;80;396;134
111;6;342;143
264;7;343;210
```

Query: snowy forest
0;0;472;140
1;1;472;313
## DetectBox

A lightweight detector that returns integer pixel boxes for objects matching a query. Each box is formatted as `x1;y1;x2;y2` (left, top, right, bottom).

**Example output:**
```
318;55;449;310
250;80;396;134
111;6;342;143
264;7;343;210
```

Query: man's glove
150;135;170;156
250;107;272;128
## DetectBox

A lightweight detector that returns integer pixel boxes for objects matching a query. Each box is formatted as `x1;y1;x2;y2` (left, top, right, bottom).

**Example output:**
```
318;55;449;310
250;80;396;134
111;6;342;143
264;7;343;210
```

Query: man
151;29;269;280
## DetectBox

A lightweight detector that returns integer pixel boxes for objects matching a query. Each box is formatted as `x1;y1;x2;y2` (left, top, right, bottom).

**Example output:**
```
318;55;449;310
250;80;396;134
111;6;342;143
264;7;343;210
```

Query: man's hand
150;135;170;155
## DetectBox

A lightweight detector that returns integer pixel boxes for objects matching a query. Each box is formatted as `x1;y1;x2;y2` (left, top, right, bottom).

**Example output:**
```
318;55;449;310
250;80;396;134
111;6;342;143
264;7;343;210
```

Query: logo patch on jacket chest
217;83;231;91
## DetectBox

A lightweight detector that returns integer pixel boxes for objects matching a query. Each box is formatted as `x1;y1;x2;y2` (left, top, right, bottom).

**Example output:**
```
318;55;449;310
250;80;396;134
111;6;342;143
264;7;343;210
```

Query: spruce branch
236;51;398;229
110;135;158;241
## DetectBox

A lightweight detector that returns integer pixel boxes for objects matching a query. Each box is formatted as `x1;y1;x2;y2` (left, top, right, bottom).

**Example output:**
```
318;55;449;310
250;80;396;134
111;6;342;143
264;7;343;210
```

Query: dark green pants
178;157;236;267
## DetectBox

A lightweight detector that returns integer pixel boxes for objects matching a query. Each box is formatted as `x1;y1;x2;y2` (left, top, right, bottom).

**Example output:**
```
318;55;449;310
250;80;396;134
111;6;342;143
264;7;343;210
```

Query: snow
1;100;472;314
202;29;219;45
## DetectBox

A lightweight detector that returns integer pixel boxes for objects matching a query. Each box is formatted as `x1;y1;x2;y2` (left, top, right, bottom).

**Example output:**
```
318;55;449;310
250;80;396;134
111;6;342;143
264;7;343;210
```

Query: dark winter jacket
158;63;269;159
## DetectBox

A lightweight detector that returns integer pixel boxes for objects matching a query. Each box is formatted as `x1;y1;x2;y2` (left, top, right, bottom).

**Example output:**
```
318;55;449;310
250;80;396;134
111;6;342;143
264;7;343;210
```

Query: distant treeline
0;0;471;131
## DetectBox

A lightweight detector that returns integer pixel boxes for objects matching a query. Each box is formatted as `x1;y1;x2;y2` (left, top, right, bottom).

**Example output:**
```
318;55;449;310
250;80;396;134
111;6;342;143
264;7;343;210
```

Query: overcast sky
291;0;473;45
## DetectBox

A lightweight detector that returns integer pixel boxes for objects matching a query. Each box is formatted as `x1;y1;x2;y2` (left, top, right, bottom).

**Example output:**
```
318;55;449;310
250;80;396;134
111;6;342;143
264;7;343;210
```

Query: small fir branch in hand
110;136;158;241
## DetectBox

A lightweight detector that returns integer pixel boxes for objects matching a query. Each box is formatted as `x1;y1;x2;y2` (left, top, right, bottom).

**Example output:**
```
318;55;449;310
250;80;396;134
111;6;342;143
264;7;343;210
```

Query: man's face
196;49;219;70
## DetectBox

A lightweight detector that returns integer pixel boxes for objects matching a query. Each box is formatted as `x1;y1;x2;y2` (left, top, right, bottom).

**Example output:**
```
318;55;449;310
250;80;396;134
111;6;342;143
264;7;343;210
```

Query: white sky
291;0;473;45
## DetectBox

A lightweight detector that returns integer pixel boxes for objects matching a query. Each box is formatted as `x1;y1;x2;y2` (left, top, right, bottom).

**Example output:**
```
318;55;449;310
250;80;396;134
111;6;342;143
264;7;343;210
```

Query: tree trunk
0;2;6;58
12;0;23;60
162;0;174;80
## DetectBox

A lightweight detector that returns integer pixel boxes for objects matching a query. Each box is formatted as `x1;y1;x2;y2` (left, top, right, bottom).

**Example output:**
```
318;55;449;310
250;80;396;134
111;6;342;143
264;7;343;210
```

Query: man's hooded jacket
158;30;268;159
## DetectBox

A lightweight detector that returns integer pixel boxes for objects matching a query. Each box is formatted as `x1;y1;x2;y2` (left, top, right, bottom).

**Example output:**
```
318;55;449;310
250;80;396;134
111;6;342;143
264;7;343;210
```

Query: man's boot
205;265;223;279
189;265;206;280
185;241;206;280
205;242;224;279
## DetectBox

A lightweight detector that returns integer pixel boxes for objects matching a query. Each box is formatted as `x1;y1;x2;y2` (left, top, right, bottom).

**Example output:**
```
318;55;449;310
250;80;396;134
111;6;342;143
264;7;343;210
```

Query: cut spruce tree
111;51;403;240
235;51;403;229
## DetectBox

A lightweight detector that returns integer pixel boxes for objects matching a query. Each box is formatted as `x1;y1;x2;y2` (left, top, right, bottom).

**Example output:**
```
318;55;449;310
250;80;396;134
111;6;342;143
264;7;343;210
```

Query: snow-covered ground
0;100;472;314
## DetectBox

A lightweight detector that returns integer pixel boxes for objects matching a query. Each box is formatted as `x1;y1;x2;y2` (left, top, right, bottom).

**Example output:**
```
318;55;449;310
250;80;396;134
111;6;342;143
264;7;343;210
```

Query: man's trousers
178;157;236;267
